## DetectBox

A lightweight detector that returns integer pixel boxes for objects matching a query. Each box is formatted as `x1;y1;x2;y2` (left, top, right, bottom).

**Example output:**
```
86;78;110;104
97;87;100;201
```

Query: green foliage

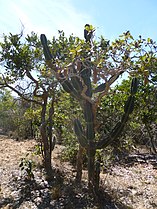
0;95;39;139
0;31;59;178
132;82;157;147
0;89;17;132
19;154;35;180
61;142;78;164
33;144;42;155
0;32;42;81
53;90;82;142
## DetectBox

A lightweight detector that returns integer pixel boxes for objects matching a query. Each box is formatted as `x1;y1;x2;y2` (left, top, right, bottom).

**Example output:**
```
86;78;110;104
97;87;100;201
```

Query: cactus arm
74;119;88;148
71;76;83;92
80;67;95;141
124;95;135;114
131;77;138;95
96;78;137;149
96;121;124;149
93;83;106;93
96;116;127;149
84;102;95;141
40;34;53;60
80;67;92;97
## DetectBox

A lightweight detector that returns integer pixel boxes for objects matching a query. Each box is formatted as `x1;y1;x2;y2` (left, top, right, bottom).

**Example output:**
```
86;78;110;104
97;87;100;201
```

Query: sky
0;0;157;42
0;0;156;95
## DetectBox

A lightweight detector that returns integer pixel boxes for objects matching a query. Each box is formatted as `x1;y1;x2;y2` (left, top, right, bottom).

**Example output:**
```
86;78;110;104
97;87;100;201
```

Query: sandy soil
0;134;157;209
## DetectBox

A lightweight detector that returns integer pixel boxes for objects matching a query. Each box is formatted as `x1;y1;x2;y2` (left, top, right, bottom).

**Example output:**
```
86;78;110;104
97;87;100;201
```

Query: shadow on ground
0;168;130;209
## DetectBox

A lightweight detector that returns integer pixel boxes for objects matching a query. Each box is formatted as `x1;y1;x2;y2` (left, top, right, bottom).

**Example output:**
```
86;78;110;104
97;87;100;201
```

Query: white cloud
11;2;34;33
7;0;92;39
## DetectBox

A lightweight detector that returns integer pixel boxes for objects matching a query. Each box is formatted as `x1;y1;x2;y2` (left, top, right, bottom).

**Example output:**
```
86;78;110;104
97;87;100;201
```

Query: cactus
131;77;138;95
93;83;106;93
62;79;75;93
71;76;83;92
40;33;138;191
74;119;88;148
97;80;137;149
124;96;135;114
40;34;53;60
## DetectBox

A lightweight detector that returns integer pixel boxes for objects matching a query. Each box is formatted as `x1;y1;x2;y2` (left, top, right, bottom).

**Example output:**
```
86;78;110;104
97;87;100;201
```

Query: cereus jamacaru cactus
40;33;138;192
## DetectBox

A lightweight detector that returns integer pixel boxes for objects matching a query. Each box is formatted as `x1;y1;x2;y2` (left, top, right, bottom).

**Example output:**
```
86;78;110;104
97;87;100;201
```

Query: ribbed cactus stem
79;65;96;189
96;78;138;149
80;68;92;97
40;34;53;60
74;119;88;148
71;76;83;93
131;77;138;95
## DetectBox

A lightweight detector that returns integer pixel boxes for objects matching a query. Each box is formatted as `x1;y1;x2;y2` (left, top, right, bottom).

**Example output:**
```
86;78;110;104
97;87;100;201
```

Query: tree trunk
44;147;53;180
40;95;53;180
87;147;96;191
76;144;84;183
40;121;53;180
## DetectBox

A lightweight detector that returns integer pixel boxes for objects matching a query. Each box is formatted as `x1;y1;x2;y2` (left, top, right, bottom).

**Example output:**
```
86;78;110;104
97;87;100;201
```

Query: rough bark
40;95;53;180
76;144;84;183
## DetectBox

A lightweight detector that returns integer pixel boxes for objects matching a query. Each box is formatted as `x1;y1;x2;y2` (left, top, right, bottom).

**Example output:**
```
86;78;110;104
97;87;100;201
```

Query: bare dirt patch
0;134;157;209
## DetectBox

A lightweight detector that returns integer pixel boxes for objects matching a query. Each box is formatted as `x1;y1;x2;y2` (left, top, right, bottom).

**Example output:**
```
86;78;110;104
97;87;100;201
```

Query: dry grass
0;134;157;209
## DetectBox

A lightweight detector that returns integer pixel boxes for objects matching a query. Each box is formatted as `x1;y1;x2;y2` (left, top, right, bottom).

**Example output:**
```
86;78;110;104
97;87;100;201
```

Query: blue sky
0;0;157;41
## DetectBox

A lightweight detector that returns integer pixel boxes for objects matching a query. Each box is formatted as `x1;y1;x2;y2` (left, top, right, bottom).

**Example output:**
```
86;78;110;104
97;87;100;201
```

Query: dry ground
0;133;157;209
